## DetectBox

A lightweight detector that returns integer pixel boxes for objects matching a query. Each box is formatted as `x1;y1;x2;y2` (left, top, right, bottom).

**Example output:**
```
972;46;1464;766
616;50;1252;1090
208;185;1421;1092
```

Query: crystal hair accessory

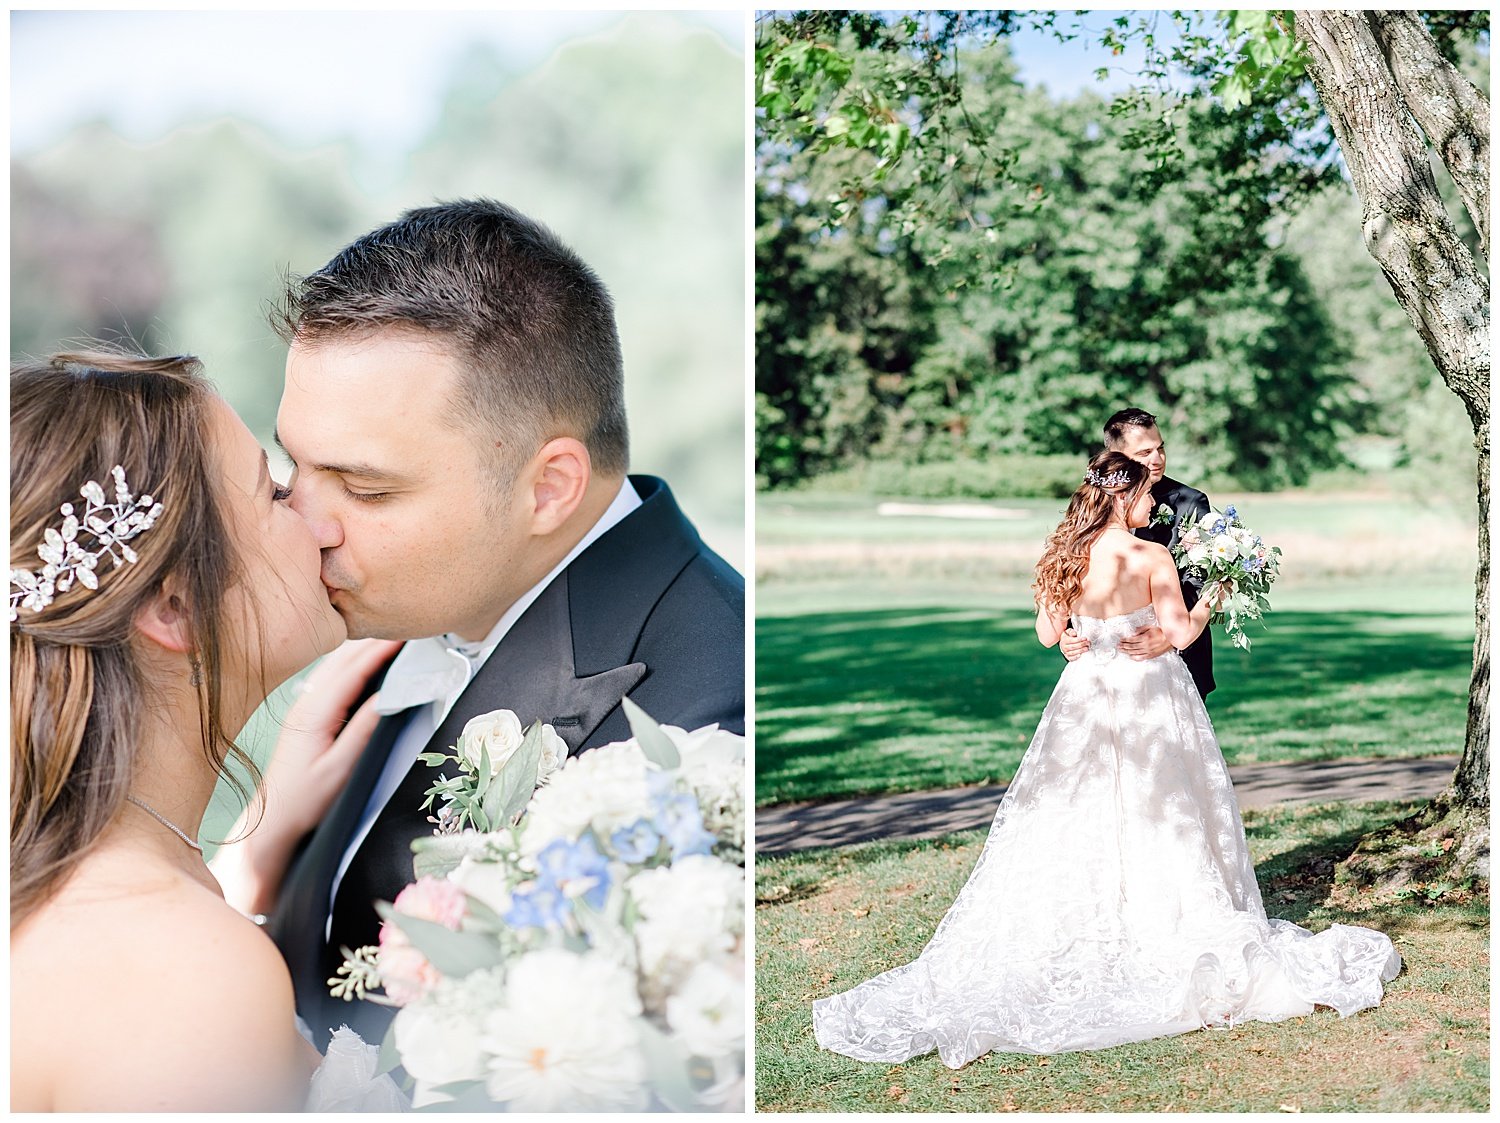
1085;467;1132;489
10;466;164;622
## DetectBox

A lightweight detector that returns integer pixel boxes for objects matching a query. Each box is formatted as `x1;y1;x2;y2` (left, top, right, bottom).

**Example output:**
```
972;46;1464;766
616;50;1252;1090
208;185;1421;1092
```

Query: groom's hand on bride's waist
1059;628;1090;661
1119;625;1174;660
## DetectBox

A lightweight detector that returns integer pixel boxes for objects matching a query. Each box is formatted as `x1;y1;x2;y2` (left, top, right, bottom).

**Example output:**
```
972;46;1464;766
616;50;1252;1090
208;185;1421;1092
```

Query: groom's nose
290;488;344;550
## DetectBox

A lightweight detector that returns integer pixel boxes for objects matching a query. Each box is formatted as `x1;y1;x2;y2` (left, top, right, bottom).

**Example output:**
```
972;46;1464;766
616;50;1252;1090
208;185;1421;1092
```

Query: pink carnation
392;876;468;928
376;877;468;1005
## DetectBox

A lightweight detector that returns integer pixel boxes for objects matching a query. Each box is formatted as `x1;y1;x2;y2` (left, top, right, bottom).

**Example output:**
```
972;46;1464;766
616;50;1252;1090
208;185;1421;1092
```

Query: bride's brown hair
11;350;258;928
1033;450;1152;616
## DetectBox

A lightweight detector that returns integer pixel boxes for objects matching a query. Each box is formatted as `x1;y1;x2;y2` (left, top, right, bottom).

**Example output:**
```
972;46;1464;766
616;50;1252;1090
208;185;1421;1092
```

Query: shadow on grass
756;608;1470;804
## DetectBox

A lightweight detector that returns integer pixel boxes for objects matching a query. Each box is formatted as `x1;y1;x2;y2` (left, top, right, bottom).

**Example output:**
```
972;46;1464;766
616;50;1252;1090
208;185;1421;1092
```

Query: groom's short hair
272;198;629;479
1103;407;1158;446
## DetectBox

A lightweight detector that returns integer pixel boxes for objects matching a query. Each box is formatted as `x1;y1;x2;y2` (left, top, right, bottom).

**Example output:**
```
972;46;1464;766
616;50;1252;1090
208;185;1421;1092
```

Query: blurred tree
405;16;746;541
12;158;172;356
14;119;360;438
757;39;1365;489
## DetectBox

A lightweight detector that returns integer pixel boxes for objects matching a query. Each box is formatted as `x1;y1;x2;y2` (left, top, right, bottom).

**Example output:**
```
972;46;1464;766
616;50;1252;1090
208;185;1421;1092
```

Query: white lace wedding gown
812;606;1401;1068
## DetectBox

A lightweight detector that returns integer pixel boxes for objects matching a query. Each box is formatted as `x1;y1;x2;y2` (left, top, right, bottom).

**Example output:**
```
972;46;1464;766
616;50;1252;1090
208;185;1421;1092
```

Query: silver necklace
126;795;203;854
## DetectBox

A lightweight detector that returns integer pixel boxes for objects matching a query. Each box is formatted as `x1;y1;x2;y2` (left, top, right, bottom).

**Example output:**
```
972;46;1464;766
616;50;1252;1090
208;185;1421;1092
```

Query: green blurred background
11;11;747;837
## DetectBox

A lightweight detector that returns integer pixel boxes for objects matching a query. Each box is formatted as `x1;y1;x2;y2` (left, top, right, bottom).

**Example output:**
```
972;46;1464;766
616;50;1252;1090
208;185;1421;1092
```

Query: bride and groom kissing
11;200;745;1110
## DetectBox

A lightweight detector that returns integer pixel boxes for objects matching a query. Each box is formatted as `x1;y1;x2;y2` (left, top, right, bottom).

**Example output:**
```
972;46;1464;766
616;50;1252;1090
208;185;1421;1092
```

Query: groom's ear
527;436;592;536
133;579;195;655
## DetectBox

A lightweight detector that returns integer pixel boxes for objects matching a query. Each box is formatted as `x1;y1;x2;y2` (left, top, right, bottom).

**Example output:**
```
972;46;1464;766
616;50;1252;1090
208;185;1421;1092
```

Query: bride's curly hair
1033;450;1152;615
11;350;259;928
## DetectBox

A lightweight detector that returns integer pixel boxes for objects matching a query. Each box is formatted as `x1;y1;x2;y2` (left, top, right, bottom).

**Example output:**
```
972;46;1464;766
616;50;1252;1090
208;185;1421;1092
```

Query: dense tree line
756;15;1481;496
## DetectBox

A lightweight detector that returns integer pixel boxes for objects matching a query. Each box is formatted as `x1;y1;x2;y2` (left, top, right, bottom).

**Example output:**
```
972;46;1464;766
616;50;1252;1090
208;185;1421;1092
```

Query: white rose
1186;543;1210;565
533;723;568;784
456;709;526;770
665;958;745;1058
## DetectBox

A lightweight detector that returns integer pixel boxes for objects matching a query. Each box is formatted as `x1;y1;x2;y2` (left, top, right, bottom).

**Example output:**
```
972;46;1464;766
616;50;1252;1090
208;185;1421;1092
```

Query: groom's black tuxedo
269;475;744;1048
1134;475;1214;700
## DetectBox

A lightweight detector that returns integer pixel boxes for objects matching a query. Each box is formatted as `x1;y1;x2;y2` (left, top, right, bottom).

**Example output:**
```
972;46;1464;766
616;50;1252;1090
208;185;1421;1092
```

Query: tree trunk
1367;10;1490;259
1292;9;1489;895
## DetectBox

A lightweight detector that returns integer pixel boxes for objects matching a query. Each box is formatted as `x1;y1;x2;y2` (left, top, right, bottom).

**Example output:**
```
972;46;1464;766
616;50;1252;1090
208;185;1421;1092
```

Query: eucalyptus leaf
636;1020;699;1113
412;845;466;880
388;913;504;977
422;1081;499;1111
376;1021;403;1078
483;721;545;825
624;697;680;768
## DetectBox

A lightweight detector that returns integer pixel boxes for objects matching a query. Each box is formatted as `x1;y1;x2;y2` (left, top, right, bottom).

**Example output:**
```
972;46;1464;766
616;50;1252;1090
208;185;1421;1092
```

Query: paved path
755;755;1458;857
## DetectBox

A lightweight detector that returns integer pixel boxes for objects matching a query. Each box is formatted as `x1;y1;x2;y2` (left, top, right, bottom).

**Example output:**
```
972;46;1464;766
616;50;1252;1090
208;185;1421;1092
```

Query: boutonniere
1150;503;1175;527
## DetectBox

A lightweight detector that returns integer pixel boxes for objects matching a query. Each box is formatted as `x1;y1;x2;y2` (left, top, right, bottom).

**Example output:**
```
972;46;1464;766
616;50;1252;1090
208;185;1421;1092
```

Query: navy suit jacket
269;475;744;1047
1134;475;1214;700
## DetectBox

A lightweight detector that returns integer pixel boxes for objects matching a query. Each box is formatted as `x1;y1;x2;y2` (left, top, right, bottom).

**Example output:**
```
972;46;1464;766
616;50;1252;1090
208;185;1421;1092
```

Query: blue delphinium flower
653;789;717;859
1224;504;1238;520
534;835;612;909
610;818;662;864
504;879;569;930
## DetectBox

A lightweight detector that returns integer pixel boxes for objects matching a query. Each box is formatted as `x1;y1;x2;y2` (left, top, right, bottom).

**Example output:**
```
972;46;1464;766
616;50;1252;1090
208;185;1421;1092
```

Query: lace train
812;607;1401;1068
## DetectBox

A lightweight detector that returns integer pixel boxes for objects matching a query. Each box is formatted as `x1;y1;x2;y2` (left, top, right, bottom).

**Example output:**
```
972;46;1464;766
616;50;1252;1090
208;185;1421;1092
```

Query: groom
261;199;744;1046
1059;407;1215;700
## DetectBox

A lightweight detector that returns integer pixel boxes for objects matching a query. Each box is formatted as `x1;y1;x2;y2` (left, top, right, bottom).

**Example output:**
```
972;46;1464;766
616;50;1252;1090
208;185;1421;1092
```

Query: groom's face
276;329;532;642
1113;424;1166;485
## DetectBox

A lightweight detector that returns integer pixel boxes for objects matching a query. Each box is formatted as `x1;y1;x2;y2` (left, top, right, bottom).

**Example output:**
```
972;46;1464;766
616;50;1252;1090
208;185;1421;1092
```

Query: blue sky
11;9;1173;157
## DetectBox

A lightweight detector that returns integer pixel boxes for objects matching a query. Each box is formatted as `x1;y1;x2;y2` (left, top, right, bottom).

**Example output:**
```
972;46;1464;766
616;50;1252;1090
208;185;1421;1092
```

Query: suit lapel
428;568;648;758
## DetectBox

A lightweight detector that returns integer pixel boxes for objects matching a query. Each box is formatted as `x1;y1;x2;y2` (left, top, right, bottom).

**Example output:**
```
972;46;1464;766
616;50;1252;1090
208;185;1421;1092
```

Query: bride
11;350;404;1110
812;450;1401;1068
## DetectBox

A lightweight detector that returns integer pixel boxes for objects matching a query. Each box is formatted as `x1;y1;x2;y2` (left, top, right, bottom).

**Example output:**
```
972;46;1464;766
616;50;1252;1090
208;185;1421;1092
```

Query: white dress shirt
325;479;642;930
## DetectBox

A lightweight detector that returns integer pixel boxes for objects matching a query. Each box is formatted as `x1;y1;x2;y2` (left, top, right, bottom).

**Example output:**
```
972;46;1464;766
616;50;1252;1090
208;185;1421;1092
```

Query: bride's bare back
1037;528;1207;651
1072;528;1159;618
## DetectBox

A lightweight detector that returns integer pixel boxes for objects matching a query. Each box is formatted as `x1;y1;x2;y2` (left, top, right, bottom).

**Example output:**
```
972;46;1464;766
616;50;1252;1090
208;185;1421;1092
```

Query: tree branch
1367;10;1490;261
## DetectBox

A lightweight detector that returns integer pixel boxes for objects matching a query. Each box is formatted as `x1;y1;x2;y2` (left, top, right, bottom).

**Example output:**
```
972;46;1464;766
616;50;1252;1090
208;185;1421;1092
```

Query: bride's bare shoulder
12;852;311;1111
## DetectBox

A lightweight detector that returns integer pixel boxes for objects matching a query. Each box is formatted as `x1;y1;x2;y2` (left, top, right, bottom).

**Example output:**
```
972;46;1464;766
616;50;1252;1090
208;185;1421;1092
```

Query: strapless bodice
1070;605;1158;659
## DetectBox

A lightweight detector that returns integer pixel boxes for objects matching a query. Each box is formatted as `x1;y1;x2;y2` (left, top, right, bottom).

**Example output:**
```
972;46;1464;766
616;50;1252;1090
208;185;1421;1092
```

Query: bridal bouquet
1172;505;1282;650
331;700;745;1112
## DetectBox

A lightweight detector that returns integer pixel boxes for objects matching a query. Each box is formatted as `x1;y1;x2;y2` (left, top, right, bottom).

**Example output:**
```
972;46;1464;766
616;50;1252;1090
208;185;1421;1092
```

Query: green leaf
376;1021;403;1078
623;697;680;768
636;1019;699;1112
482;721;546;826
381;909;504;978
412;843;466;880
421;1082;500;1111
1213;70;1253;110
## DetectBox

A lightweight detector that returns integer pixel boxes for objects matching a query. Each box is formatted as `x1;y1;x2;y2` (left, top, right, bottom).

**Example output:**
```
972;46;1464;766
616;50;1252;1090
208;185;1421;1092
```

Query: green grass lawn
754;490;1475;806
754;800;1488;1113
